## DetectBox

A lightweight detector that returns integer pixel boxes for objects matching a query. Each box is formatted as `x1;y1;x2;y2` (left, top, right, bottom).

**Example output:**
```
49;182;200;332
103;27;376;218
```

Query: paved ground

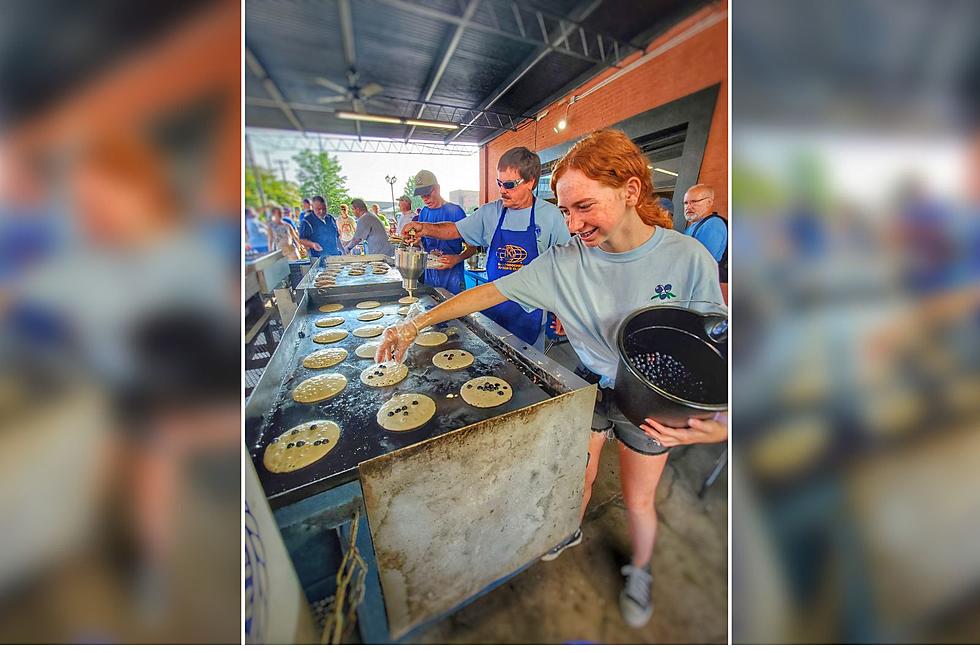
412;428;729;644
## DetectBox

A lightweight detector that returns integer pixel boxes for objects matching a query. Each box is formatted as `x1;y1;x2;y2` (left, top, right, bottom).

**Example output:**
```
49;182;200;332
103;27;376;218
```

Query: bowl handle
655;298;729;344
702;314;728;344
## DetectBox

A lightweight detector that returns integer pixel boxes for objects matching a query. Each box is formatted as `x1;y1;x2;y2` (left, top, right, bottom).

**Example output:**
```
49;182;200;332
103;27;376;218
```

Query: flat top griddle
245;286;550;506
295;254;402;291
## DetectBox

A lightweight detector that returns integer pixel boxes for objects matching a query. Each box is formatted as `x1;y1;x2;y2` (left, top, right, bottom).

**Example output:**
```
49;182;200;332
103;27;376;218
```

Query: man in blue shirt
404;170;473;294
281;206;298;230
298;195;341;257
682;184;728;283
401;148;570;347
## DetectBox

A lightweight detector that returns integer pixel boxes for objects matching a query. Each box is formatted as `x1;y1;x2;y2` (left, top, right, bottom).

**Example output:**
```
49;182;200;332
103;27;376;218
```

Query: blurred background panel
732;0;980;644
0;0;241;643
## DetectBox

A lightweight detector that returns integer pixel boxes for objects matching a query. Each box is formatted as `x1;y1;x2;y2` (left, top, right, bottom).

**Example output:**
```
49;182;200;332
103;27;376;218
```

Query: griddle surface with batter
247;289;549;504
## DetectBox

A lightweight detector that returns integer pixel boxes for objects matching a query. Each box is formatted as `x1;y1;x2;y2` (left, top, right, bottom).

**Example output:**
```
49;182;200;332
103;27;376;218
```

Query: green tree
245;166;300;210
293;149;351;211
402;176;424;211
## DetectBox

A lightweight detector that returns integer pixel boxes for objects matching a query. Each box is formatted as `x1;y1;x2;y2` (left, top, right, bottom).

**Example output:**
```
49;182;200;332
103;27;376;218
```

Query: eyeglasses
683;197;711;206
496;178;525;190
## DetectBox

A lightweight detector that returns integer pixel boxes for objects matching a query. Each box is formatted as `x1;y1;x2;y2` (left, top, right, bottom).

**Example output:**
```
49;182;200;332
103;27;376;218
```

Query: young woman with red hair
380;129;727;627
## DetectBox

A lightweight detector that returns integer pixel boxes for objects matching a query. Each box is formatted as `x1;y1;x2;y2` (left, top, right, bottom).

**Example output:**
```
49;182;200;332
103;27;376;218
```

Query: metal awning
245;0;713;145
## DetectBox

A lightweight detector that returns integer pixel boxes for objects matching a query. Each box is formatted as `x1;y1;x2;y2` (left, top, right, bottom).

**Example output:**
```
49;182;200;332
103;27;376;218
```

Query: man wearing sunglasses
401;147;570;348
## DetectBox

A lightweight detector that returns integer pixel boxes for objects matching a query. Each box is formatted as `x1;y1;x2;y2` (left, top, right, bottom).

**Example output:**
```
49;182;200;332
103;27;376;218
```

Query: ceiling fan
315;67;383;111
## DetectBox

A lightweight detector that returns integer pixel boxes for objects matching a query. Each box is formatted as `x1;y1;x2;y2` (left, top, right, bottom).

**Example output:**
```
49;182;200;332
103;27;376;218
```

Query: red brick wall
481;1;728;214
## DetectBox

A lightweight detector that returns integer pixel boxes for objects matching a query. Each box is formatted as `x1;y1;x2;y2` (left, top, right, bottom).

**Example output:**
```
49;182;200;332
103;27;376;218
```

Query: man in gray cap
404;169;475;294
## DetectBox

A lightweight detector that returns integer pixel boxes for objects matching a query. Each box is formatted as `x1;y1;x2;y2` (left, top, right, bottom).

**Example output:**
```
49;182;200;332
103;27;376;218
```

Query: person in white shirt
395;195;415;234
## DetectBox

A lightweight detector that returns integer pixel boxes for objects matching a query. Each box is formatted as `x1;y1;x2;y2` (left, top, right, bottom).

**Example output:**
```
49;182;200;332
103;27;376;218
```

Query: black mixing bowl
613;305;727;440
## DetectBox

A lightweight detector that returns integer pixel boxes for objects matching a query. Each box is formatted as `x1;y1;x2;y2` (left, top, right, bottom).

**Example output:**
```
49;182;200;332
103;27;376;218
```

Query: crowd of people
244;194;420;260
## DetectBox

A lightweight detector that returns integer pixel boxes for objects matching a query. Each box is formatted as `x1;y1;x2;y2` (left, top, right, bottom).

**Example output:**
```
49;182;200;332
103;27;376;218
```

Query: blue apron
483;202;543;344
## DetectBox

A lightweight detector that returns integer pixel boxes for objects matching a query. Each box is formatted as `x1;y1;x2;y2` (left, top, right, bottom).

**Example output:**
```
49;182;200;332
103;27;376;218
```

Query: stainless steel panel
258;257;291;293
358;385;595;640
245;270;261;301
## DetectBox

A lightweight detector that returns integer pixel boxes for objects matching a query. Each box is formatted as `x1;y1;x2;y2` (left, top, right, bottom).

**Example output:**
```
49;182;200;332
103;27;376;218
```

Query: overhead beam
445;0;603;145
246;131;479;155
336;0;362;140
373;0;636;66
245;47;305;133
404;0;482;142
246;95;530;126
474;4;728;147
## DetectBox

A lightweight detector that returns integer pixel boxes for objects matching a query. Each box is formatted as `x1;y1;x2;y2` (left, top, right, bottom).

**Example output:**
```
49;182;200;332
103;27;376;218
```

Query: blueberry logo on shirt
653;284;676;300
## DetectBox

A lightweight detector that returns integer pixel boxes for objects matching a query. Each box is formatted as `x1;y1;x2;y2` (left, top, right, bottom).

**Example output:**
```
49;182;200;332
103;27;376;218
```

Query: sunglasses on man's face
496;178;525;190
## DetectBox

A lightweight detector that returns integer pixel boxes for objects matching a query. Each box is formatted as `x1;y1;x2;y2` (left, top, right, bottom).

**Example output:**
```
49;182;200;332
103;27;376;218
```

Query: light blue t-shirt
494;227;725;388
684;214;728;262
456;197;571;252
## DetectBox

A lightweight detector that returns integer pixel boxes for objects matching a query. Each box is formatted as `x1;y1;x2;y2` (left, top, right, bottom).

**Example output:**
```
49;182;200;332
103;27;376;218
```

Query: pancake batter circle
302;347;348;369
353;325;384;338
356;300;381;309
312;329;349;344
315;316;345;328
263;420;341;473
357;310;385;321
460;376;512;408
318;303;344;313
416;331;448;347
432;349;474;371
398;296;418;304
360;361;408;387
376;393;436;432
355;343;378;359
291;373;348;403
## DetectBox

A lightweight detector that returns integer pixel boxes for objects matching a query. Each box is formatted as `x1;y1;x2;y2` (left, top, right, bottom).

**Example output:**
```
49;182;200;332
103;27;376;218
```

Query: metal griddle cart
245;254;595;642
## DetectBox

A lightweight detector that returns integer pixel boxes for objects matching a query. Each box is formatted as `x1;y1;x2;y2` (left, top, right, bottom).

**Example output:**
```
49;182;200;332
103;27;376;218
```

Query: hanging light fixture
336;111;458;130
553;98;574;133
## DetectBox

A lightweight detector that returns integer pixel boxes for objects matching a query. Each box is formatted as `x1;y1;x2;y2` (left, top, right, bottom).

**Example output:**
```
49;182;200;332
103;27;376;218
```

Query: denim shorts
575;365;669;456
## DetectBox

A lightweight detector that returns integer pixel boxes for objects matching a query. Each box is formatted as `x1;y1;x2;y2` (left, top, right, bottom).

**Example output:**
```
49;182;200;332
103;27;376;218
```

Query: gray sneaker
540;529;583;561
619;565;654;627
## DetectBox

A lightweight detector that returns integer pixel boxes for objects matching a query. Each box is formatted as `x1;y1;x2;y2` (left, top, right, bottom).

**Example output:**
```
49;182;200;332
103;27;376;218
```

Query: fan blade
316;94;349;104
315;76;347;93
360;82;383;98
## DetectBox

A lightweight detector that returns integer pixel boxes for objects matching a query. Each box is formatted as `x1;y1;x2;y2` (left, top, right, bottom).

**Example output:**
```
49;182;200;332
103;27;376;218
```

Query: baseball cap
412;169;439;196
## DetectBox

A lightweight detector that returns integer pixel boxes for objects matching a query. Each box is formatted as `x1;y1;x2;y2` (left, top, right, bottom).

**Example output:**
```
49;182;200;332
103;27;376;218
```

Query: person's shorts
575;365;669;456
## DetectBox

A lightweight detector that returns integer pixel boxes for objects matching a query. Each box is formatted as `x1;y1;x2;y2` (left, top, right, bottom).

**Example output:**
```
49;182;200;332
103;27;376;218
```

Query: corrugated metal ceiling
245;0;713;145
